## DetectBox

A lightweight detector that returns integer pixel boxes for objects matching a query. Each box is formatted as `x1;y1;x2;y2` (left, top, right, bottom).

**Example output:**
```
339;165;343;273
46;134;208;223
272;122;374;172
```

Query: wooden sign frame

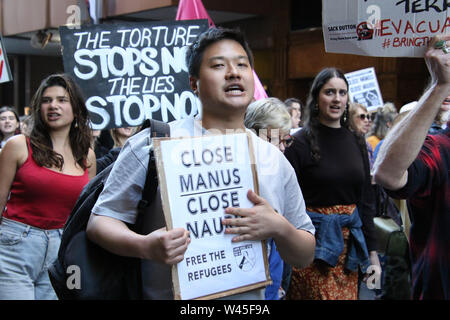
153;132;271;300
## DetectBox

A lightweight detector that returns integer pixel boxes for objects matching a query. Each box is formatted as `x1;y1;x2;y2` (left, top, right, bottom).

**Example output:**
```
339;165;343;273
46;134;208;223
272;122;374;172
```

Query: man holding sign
87;27;315;299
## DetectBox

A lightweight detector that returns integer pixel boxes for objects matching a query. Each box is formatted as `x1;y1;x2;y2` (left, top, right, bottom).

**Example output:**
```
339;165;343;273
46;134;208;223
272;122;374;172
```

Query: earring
343;109;348;122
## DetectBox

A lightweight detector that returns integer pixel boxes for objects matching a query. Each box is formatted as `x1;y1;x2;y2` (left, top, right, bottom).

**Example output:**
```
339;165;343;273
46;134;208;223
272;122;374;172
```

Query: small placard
345;67;384;111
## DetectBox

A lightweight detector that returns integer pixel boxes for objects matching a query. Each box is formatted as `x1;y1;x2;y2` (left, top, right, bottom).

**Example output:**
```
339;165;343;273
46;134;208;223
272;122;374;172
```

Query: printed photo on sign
59;20;209;130
345;67;383;111
322;0;450;57
153;133;271;300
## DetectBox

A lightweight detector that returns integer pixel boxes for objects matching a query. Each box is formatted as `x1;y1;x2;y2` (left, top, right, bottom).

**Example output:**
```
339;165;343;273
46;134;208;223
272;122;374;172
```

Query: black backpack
48;119;170;300
380;229;412;300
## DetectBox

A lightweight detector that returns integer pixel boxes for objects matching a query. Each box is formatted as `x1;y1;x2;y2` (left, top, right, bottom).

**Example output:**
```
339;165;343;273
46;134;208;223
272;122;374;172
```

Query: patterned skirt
286;204;359;300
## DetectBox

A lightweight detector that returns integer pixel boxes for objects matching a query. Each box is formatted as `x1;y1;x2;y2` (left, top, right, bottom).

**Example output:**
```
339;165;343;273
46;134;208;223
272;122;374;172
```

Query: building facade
0;0;429;115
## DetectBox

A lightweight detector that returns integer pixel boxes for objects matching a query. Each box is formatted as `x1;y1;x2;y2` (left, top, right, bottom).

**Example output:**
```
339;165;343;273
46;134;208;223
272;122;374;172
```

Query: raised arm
373;35;450;190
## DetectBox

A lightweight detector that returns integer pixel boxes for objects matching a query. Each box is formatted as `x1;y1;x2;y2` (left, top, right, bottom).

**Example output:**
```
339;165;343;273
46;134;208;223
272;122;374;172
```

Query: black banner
60;19;209;129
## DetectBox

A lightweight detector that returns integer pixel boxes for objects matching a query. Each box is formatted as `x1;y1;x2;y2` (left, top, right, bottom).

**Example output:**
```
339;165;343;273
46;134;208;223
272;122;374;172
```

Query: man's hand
425;35;450;86
144;227;191;265
222;189;282;242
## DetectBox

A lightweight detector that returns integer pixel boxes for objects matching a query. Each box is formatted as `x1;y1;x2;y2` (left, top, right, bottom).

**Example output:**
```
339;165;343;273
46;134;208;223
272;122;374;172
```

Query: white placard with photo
345;67;384;111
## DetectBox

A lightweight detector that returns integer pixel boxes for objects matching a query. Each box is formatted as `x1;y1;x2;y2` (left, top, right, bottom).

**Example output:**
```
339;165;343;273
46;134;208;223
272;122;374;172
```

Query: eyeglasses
267;135;294;148
358;114;371;121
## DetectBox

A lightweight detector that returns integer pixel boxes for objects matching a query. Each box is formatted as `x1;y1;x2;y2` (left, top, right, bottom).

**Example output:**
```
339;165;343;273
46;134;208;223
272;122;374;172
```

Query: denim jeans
0;218;62;300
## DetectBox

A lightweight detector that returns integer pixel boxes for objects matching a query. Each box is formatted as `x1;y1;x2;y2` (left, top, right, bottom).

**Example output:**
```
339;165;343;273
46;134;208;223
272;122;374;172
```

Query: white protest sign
0;35;12;83
345;67;383;111
153;133;271;300
59;20;209;130
322;0;449;57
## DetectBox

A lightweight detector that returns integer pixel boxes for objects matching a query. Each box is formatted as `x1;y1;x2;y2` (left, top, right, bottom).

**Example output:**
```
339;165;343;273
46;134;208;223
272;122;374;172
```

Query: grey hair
368;102;398;139
244;97;292;134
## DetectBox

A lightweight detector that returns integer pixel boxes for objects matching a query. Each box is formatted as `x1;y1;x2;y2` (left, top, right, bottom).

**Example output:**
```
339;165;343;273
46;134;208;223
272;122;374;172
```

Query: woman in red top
0;74;96;299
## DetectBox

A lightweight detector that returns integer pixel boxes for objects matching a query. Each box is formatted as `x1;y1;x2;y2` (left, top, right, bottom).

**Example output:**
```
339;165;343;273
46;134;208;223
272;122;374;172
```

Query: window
290;1;322;30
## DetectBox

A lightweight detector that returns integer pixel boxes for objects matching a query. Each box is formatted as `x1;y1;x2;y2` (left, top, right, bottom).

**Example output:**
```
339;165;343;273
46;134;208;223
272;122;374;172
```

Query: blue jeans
265;239;284;300
0;218;62;300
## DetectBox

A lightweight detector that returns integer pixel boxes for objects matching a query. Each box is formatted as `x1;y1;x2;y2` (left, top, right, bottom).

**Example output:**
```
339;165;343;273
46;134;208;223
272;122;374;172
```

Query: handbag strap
376;185;389;218
377;184;412;241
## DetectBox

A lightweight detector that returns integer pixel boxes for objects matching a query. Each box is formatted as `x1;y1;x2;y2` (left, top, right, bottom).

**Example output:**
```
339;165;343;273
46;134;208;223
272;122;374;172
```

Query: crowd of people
0;27;448;301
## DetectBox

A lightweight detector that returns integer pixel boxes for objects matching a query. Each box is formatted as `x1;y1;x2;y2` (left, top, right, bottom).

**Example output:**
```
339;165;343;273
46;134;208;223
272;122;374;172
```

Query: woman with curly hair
284;67;379;300
0;74;96;299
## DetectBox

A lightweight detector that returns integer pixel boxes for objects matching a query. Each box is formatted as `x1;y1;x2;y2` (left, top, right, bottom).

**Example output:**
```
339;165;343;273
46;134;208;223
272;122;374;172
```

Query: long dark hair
303;67;367;163
29;74;92;170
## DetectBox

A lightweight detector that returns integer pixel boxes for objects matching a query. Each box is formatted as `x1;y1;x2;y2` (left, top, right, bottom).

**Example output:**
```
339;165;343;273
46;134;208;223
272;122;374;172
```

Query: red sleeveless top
4;138;89;229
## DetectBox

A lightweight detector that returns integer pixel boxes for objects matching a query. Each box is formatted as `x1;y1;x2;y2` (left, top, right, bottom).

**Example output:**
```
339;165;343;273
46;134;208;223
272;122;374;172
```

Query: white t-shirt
92;117;314;299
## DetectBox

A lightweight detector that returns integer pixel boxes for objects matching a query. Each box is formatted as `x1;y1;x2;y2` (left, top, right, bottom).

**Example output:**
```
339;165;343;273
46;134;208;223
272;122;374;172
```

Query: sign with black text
345;67;383;111
60;20;209;129
153;133;271;300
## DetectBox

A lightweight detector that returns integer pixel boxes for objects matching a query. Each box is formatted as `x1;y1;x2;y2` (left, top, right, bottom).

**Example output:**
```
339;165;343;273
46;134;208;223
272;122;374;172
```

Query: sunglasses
358;114;371;121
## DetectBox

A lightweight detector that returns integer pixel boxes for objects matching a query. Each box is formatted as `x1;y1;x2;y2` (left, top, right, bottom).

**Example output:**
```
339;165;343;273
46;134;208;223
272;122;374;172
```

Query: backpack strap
140;118;171;137
137;119;170;214
150;119;171;138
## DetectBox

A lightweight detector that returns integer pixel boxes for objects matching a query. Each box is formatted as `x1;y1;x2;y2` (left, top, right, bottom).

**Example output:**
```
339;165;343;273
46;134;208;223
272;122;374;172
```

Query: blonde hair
348;102;368;133
244;98;291;134
110;127;138;148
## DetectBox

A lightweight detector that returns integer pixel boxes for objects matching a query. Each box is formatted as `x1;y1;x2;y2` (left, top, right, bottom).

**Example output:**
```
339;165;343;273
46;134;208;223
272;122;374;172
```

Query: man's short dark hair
186;27;254;78
284;98;302;114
